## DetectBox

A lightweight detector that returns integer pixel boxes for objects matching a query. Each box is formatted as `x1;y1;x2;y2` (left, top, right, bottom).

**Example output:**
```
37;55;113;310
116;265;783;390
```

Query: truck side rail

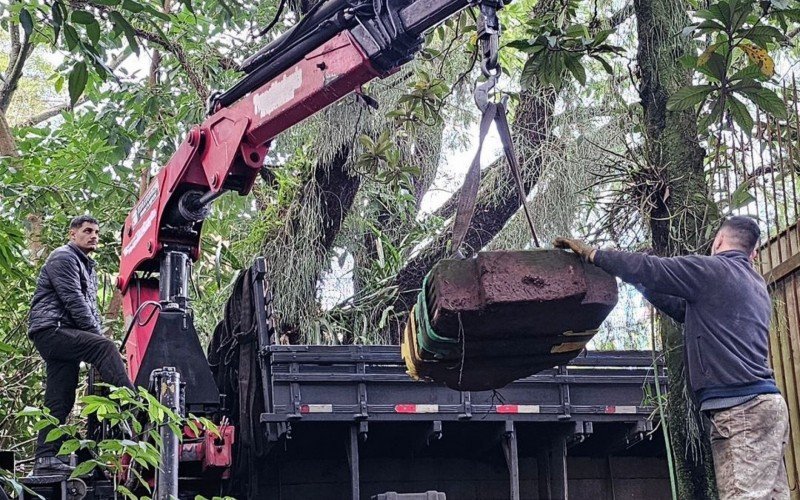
259;346;665;423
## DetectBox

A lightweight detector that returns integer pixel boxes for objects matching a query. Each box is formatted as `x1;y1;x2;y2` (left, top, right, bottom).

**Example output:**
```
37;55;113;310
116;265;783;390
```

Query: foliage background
1;0;799;496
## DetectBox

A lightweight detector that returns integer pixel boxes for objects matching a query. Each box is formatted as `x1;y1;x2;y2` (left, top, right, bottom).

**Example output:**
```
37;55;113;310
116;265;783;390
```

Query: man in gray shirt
556;216;789;499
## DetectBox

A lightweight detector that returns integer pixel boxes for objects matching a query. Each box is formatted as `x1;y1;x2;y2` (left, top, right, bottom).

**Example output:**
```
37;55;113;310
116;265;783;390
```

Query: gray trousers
708;393;790;500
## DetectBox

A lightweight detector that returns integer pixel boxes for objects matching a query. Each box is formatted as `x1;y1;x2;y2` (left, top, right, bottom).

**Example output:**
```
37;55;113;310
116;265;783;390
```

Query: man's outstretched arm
553;237;711;301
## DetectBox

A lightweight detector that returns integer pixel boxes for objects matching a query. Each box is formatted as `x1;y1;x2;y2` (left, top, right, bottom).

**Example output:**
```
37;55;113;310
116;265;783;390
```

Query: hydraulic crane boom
117;0;507;434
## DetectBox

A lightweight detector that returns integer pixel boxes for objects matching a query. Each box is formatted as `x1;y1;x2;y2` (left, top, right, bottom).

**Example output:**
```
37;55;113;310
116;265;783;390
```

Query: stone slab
402;250;619;391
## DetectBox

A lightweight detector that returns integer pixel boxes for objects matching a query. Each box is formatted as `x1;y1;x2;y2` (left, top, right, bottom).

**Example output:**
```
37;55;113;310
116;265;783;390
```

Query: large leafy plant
667;0;796;133
7;386;220;500
506;0;623;90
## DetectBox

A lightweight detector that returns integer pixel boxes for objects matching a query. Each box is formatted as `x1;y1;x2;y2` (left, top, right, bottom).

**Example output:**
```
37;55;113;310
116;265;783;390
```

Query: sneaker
33;456;75;476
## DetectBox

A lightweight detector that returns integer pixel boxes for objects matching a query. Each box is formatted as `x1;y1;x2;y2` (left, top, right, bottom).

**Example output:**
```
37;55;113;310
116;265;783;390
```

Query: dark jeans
31;327;134;459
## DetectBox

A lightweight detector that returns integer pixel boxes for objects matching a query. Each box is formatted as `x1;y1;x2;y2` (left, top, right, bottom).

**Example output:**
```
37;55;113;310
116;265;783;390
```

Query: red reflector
496;405;518;414
495;404;539;414
300;404;333;413
394;404;438;413
605;405;636;414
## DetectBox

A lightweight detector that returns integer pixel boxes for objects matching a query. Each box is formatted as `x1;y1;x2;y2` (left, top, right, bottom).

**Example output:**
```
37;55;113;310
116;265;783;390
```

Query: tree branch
316;146;360;251
218;56;239;71
0;19;34;113
133;27;208;101
0;111;19;157
15;52;129;128
609;1;634;29
69;0;209;100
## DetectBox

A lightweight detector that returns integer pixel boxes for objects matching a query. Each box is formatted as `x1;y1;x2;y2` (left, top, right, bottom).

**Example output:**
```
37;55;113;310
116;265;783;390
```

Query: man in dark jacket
29;215;134;475
555;216;789;499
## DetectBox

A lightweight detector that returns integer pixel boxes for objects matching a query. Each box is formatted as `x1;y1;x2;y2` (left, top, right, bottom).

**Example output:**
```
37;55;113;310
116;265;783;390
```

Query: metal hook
474;72;499;111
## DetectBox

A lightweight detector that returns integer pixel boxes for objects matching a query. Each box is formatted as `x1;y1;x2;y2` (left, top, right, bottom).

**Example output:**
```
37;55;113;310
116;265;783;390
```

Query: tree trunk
0;111;17;157
264;145;360;343
634;0;716;497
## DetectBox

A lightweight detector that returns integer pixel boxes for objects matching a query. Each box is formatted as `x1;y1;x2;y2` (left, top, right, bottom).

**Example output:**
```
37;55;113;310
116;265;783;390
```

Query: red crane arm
117;0;507;387
117;31;382;292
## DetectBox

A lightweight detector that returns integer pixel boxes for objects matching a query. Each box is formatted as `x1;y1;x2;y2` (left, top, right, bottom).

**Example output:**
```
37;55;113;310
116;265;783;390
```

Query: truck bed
253;346;668;500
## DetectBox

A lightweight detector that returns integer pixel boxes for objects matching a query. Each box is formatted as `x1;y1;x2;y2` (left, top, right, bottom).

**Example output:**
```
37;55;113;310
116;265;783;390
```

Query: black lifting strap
450;99;540;257
207;267;265;498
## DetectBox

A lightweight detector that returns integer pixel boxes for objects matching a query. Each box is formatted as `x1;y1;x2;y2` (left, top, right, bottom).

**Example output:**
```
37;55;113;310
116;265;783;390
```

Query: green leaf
727;95;754;134
737;86;787;118
564;55;586;86
45;427;66;443
58;439;82;456
739;25;786;46
16;406;45;417
667;85;716;111
700;52;728;82
698;42;721;65
717;1;732;28
591;55;613;75
117;485;138;500
86;19;101;45
121;0;145;13
592;29;613;46
70;460;99;478
505;39;533;51
0;341;19;354
63;23;80;51
50;2;63;45
695;19;727;32
68;61;88;106
730;180;756;209
143;5;171;21
180;0;195;14
679;54;698;69
565;24;588;38
19;8;34;37
109;11;139;55
71;10;95;24
697;2;730;28
729;64;765;82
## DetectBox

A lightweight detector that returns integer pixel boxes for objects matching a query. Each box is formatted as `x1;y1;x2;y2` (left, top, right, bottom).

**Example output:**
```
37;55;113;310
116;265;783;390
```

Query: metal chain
473;0;504;111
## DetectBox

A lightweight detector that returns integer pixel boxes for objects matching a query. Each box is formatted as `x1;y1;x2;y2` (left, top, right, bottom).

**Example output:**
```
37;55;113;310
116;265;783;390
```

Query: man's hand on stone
553;237;597;262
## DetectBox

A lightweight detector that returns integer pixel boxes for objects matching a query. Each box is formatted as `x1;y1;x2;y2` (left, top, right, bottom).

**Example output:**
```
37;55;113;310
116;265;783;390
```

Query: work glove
553;237;597;262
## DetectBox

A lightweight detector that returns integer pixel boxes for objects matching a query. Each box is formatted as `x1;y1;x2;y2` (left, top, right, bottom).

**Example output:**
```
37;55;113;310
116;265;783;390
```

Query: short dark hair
70;215;99;229
720;216;760;253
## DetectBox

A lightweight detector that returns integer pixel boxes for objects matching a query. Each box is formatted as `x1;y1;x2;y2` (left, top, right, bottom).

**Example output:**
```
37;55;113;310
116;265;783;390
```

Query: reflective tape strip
394;404;439;413
496;405;540;414
563;328;599;337
604;405;637;414
300;404;333;413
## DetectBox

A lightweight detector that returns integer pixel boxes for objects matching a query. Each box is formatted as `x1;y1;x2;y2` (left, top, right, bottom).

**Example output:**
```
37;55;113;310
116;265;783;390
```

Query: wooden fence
759;225;800;497
735;77;800;497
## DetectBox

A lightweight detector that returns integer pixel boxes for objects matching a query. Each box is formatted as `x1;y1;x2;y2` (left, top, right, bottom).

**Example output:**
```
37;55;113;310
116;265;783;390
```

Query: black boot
32;456;74;476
